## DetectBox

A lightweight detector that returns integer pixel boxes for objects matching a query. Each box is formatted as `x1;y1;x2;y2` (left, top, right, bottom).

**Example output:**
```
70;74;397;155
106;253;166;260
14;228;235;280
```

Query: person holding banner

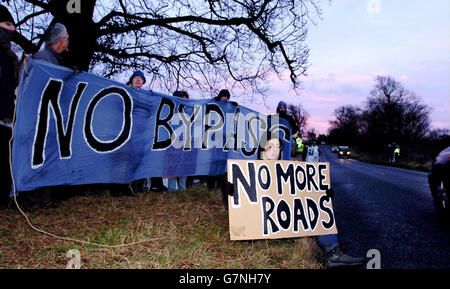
167;90;189;192
126;70;148;194
126;70;145;90
257;132;365;268
32;23;69;66
0;4;17;207
207;89;234;191
213;89;239;207
16;22;72;208
133;72;167;193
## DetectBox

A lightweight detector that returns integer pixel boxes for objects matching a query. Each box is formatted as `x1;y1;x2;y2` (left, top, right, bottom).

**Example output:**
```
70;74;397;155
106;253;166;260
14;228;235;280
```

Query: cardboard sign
227;160;338;240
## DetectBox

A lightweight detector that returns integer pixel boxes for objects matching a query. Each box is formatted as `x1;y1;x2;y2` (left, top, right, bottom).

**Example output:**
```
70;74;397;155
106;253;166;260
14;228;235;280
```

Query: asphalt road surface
319;145;450;269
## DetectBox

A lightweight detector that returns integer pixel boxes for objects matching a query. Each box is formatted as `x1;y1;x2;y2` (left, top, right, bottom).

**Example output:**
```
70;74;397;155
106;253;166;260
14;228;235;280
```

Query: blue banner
12;60;291;192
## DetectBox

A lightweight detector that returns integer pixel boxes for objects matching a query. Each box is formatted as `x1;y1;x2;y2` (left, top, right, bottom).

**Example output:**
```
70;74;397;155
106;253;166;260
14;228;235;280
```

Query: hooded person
276;101;299;138
0;4;17;207
0;4;18;124
276;101;299;158
126;70;146;90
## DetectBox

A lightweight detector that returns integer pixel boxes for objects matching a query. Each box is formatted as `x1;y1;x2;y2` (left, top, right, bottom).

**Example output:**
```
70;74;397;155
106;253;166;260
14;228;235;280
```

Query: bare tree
427;128;449;140
328;104;363;144
364;75;430;144
287;102;310;136
5;0;323;101
305;128;317;142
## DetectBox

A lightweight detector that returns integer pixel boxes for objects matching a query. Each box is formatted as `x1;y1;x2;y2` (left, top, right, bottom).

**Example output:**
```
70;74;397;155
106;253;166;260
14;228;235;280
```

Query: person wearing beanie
179;90;189;99
33;23;69;66
215;89;230;101
214;88;238;106
126;70;146;90
0;4;17;207
0;4;14;31
167;90;190;193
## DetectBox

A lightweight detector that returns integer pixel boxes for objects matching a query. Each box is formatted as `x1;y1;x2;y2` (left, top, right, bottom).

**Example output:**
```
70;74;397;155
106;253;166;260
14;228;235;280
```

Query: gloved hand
225;182;234;196
326;188;334;199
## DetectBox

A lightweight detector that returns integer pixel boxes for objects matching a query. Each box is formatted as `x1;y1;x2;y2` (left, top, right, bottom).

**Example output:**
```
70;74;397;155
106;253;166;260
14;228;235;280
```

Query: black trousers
0;125;12;207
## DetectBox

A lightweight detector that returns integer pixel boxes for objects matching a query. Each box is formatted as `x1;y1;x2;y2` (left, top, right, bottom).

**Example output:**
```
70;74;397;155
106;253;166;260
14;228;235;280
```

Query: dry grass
0;185;324;269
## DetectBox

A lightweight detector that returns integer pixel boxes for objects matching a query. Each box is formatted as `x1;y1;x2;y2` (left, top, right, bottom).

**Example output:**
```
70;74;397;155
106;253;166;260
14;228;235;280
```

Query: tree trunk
48;0;98;71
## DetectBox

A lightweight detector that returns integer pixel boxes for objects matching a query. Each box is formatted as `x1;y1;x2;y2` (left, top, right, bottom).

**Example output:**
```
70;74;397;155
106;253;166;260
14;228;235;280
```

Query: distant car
428;146;450;220
331;146;339;153
338;146;351;158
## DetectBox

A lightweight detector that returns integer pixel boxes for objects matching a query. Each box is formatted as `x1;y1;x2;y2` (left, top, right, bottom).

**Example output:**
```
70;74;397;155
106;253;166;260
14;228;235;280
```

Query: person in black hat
214;89;238;106
214;89;230;101
0;4;17;207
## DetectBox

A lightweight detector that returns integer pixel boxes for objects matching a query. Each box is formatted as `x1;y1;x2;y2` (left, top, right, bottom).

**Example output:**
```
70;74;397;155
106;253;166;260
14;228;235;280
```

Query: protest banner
227;160;338;240
12;59;292;192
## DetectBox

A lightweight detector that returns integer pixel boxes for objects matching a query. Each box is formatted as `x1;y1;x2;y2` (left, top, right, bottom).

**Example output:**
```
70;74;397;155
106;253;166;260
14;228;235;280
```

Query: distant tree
427;128;449;140
305;128;317;143
287;102;310;136
328;105;362;145
6;0;323;99
317;134;327;144
363;75;431;149
426;128;450;159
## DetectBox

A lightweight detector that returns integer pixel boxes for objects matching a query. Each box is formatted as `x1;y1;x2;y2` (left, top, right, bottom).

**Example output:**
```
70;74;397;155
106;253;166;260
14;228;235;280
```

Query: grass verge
346;148;432;173
0;185;324;269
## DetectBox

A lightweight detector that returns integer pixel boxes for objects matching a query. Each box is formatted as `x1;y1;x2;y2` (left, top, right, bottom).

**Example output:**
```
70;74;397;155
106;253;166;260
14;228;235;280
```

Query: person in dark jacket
276;101;299;158
214;89;238;106
0;4;17;207
206;89;238;194
0;4;17;124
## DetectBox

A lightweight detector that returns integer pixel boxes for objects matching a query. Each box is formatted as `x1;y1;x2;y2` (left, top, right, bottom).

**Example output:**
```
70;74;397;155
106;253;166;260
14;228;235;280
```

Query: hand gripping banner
12;60;292;192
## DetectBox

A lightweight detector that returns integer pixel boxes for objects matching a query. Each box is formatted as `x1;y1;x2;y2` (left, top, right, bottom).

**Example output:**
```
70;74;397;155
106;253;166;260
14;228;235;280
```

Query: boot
326;247;366;268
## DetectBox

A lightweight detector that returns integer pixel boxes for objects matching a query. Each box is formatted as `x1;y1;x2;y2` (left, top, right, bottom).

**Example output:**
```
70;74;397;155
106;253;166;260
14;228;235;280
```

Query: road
319;145;450;269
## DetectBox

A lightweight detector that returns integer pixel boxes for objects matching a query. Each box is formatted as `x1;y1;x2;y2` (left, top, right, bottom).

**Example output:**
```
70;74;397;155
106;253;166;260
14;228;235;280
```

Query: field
0;184;323;269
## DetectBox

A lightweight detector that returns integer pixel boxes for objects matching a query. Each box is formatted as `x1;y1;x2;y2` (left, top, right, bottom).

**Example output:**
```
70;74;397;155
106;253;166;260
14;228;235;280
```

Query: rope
7;57;164;249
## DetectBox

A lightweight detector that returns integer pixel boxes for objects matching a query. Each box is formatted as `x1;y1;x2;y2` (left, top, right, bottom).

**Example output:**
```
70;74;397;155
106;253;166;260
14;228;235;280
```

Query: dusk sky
244;0;450;135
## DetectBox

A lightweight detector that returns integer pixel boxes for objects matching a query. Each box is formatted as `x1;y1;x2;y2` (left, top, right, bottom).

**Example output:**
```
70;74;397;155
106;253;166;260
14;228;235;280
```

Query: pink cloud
432;121;450;129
